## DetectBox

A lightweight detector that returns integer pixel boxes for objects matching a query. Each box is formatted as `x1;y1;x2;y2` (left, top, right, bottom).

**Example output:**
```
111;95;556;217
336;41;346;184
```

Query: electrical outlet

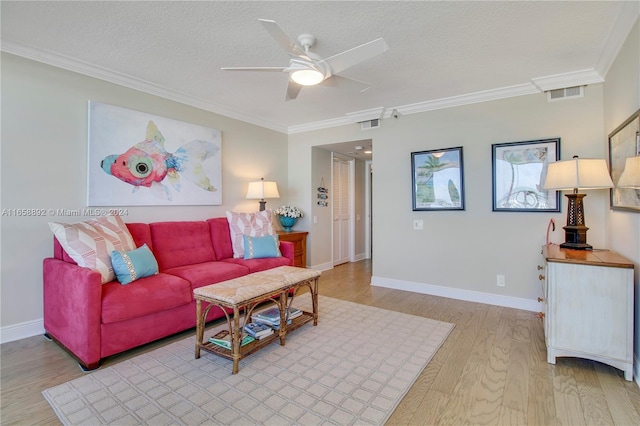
497;275;506;287
413;219;424;230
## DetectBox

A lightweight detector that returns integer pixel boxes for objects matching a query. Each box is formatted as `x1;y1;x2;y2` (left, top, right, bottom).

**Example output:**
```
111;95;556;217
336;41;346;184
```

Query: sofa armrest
43;258;102;369
279;241;295;265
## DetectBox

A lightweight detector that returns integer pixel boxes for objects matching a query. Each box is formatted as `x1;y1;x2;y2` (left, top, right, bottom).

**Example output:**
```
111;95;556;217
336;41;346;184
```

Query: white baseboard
353;252;368;262
371;275;541;312
0;318;44;344
310;261;334;272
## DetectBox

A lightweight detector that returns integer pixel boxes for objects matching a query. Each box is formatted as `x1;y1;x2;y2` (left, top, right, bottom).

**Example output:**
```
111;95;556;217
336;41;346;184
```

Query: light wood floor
2;259;639;425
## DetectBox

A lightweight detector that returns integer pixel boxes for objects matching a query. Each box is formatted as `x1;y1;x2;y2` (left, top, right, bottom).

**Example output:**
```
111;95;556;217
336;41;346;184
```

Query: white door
332;157;352;266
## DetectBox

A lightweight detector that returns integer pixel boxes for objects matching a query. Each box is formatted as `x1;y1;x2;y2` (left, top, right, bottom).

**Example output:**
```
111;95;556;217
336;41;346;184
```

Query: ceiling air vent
360;119;380;130
547;86;584;102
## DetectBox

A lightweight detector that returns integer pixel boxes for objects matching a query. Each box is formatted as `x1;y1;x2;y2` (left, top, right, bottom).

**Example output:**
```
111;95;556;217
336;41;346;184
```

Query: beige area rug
43;296;454;425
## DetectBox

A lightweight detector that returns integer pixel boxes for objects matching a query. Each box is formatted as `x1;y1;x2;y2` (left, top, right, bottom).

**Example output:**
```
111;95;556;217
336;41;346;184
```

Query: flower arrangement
273;206;303;218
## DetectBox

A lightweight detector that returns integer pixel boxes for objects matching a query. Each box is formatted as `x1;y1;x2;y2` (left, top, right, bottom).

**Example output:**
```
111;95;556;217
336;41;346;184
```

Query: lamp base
560;192;592;250
258;200;266;211
560;224;592;250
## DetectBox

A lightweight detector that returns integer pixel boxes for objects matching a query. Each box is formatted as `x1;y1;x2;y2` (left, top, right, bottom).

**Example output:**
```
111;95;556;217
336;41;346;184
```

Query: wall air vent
360;119;380;130
547;86;584;102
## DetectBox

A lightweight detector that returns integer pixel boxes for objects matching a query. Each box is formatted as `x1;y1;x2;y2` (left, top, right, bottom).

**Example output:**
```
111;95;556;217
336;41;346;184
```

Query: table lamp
543;156;613;250
246;178;280;211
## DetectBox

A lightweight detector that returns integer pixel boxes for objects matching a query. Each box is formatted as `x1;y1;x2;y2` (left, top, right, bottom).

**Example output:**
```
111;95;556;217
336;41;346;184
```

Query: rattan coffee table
194;266;320;373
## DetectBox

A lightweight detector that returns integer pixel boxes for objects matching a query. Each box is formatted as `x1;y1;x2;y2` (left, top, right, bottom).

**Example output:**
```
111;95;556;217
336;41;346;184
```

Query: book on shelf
251;317;289;330
244;322;274;339
208;330;254;350
252;306;303;326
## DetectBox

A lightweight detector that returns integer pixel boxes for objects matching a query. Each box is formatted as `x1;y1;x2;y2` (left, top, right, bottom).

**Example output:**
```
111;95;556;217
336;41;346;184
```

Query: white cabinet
541;245;634;381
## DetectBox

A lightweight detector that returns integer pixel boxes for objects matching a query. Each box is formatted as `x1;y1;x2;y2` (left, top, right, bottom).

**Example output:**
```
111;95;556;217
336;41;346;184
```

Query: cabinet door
548;262;632;360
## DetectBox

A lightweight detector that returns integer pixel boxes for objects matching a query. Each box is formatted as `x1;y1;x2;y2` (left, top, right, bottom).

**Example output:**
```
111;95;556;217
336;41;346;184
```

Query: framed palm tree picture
411;147;465;211
491;138;560;212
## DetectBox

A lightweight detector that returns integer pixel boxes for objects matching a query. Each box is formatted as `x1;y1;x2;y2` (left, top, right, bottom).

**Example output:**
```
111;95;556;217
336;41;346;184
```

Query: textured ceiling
1;0;636;144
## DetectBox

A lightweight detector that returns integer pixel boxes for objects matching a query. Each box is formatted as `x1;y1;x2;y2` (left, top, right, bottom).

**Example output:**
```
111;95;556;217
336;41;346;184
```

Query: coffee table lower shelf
198;311;314;361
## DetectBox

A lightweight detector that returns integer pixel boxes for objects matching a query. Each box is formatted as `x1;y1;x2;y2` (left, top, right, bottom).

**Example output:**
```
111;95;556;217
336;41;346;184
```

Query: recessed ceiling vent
360;119;380;130
547;86;584;102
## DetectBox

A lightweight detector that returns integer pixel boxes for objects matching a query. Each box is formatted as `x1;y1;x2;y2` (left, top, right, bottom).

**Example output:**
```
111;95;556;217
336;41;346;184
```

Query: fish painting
100;121;219;201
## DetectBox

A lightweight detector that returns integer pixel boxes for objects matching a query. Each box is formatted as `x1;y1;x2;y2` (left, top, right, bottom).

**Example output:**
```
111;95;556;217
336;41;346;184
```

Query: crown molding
1;41;289;134
288;116;354;134
345;107;385;123
595;3;640;78
1;40;615;136
394;83;540;116
531;68;604;92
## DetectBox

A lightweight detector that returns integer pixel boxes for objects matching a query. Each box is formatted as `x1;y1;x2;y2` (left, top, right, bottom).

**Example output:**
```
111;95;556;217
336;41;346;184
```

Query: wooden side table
277;231;308;268
541;245;634;381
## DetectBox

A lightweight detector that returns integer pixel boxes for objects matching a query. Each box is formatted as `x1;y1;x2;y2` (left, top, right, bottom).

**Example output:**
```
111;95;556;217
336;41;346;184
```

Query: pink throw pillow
225;210;275;258
48;215;135;283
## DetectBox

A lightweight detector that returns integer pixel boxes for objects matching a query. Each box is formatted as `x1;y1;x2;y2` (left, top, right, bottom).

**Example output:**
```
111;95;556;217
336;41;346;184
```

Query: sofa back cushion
150;221;215;270
207;218;233;260
126;223;153;251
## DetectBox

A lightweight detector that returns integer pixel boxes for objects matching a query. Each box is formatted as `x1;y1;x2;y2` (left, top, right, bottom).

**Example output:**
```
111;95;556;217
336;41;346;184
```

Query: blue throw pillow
110;243;159;285
243;234;282;260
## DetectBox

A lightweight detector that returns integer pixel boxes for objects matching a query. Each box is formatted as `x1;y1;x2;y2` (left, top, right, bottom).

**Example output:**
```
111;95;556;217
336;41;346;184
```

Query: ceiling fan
221;19;389;100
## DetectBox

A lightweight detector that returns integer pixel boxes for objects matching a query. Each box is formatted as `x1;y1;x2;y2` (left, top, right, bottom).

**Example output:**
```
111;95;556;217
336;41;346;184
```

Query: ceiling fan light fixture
291;69;324;86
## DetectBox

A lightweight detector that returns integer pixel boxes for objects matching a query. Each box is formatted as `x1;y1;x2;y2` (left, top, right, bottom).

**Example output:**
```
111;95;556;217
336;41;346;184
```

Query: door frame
365;160;372;260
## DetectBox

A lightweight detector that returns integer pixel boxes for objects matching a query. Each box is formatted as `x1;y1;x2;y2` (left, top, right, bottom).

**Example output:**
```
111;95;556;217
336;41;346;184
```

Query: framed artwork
492;138;560;212
88;102;222;206
609;109;640;212
411;147;465;211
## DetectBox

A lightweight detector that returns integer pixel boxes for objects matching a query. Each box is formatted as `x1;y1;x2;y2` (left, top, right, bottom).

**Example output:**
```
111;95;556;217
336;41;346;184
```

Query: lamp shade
246;179;280;200
543;157;613;191
617;156;640;188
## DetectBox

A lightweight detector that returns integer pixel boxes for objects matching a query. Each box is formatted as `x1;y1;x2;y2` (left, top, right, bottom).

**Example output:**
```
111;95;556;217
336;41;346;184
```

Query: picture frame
492;138;560;212
88;102;222;206
609;109;640;212
411;147;465;211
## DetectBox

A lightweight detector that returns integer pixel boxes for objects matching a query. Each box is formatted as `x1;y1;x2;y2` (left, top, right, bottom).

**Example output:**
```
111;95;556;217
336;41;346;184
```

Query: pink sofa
43;217;294;370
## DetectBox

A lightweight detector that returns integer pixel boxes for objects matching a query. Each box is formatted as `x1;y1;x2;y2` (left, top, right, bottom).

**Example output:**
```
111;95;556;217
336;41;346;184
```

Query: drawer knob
539;274;545;281
537;312;545;319
537;297;544;303
537;265;544;271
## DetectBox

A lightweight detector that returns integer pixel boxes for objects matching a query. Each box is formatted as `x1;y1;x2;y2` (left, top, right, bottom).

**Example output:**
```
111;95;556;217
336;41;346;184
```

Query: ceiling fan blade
286;79;302;101
258;19;306;57
323;38;389;75
325;75;371;93
221;66;288;72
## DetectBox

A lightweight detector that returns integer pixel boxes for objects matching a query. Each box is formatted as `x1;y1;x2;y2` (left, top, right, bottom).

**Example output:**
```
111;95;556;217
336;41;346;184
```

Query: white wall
290;86;608;311
603;18;640;384
0;53;288;342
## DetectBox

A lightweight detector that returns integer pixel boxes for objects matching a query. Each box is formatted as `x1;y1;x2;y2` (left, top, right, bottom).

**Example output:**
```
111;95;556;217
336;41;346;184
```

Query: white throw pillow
226;210;275;258
49;215;135;283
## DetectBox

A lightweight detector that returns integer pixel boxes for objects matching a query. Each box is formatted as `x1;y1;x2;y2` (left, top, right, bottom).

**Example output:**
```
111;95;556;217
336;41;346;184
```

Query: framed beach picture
492;138;560;212
88;102;222;206
609;109;640;212
411;147;465;211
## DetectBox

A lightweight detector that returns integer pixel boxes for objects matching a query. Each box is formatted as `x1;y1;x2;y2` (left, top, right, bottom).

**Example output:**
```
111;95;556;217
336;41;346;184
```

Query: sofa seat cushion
164;261;249;291
101;273;192;324
221;256;291;273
